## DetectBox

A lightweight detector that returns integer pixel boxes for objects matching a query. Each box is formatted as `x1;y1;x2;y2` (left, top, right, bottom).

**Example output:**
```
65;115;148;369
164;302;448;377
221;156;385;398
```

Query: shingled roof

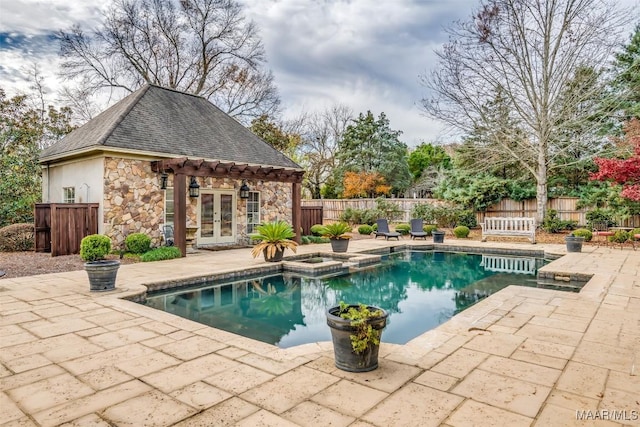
40;85;301;170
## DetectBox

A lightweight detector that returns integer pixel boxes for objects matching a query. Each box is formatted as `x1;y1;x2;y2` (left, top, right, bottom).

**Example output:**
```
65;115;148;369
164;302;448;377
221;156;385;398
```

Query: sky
0;0;637;146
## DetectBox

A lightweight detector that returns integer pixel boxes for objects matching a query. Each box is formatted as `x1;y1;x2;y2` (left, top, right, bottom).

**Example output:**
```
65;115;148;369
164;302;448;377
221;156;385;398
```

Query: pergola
152;158;305;256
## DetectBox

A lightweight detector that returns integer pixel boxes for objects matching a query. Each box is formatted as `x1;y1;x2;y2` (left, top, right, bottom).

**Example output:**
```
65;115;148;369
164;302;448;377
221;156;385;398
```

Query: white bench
481;217;536;244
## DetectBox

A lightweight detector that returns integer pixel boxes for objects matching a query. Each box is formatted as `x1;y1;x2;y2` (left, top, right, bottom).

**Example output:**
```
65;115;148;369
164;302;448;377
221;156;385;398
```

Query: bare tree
298;105;353;199
59;0;279;123
420;0;633;223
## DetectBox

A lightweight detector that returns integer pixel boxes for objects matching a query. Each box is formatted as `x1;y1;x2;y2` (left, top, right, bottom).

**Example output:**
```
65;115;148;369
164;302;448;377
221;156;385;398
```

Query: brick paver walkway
1;240;638;426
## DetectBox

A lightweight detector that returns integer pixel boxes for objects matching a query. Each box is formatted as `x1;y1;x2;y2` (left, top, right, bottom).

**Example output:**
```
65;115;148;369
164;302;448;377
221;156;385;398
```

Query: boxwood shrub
358;225;373;235
80;234;111;262
0;223;34;252
571;228;593;242
453;226;470;238
395;223;410;235
608;230;630;244
140;246;182;262
424;224;438;236
125;233;151;254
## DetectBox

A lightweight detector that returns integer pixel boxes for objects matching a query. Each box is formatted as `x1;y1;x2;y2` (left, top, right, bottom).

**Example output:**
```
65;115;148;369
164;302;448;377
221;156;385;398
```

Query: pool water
144;251;550;348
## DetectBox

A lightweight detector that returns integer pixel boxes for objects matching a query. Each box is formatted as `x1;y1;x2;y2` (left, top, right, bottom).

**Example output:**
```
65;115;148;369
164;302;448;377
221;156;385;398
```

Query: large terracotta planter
85;260;120;291
326;305;388;372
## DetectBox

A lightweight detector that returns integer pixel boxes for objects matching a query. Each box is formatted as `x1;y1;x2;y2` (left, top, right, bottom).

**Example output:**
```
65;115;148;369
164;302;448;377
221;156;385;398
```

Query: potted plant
326;302;388;372
80;234;120;291
318;222;352;253
250;220;298;262
566;229;591;252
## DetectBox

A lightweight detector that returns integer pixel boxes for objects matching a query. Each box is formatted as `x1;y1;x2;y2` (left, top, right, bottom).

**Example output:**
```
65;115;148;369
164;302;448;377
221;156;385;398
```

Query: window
165;188;174;227
246;191;260;234
63;187;75;203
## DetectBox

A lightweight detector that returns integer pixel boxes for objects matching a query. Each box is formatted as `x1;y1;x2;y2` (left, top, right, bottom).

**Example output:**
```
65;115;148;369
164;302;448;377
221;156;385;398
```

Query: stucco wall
42;157;104;203
41;156;106;232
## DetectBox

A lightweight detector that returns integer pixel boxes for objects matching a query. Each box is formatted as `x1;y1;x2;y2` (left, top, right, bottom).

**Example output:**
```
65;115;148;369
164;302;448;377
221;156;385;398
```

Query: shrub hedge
125;233;152;254
571;228;593;241
80;234;111;262
453;226;470;238
0;223;35;252
395;224;410;235
358;225;373;235
140;247;182;262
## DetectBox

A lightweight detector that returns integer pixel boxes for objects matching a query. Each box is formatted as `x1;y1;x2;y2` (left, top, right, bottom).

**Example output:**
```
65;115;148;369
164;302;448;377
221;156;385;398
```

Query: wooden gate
301;206;323;235
35;203;99;256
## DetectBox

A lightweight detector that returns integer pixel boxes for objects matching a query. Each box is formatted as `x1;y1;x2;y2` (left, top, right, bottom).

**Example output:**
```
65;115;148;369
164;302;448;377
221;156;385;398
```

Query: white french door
199;190;236;244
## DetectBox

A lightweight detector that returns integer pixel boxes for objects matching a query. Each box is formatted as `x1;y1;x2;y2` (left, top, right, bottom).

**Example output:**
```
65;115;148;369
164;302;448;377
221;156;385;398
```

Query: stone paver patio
1;239;638;426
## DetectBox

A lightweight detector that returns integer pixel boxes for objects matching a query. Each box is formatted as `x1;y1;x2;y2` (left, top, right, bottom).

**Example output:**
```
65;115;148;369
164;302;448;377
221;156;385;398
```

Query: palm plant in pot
250;220;298;262
326;302;388;372
80;234;120;291
318;222;352;253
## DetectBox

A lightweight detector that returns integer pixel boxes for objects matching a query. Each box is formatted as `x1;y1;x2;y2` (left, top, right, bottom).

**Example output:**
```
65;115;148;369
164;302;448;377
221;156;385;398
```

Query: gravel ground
0;252;136;279
0;229;573;279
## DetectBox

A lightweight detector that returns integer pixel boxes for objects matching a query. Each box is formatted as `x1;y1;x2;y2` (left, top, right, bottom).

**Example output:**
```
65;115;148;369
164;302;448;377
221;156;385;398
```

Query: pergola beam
153;158;304;183
152;158;305;257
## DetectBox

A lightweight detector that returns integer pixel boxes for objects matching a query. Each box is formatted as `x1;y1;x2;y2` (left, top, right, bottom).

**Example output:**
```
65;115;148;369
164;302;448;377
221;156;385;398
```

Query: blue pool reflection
145;251;549;348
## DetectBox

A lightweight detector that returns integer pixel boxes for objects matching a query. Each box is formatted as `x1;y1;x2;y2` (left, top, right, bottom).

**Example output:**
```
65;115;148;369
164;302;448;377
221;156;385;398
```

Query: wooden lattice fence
301;197;640;227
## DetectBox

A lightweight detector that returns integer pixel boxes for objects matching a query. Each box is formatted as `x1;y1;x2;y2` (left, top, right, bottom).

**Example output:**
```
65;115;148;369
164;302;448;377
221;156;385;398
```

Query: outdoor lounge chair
409;219;428;240
374;219;401;240
162;225;174;246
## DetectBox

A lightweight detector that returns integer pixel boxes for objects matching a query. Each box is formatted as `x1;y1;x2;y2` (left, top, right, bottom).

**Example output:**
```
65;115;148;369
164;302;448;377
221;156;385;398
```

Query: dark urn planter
565;236;584;253
85;260;120;292
330;238;349;253
432;231;445;243
263;247;284;262
326;305;388;372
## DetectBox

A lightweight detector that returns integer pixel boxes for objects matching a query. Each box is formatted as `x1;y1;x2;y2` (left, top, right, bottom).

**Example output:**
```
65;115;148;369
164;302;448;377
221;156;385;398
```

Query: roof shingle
40;85;300;170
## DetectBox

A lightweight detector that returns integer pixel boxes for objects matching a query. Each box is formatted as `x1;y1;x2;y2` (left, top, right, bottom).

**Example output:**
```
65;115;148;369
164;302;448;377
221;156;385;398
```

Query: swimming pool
144;250;568;348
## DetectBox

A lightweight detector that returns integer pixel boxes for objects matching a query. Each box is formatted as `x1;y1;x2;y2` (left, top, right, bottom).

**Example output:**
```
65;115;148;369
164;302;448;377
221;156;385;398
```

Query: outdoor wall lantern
239;180;250;199
159;173;168;190
189;176;200;198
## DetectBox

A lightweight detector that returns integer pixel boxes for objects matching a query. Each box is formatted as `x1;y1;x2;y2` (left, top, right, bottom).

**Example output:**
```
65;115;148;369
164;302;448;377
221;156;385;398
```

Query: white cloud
238;0;470;144
0;0;103;34
2;0;637;145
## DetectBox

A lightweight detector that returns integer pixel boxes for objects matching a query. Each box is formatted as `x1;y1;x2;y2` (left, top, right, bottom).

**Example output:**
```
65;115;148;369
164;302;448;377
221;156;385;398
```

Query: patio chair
591;222;613;247
162;225;174;246
374;219;401;240
409;219;428;240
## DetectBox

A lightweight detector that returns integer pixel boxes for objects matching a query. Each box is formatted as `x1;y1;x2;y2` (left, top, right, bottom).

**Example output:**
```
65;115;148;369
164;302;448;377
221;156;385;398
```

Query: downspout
46;163;50;202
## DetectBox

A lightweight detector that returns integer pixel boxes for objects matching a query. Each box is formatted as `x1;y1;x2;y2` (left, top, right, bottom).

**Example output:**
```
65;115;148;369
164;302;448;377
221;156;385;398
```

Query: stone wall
187;176;293;246
103;158;165;248
102;157;294;248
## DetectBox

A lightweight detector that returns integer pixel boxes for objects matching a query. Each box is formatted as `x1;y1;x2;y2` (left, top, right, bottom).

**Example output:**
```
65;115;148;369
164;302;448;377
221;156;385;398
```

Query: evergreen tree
335;111;411;196
0;89;74;226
